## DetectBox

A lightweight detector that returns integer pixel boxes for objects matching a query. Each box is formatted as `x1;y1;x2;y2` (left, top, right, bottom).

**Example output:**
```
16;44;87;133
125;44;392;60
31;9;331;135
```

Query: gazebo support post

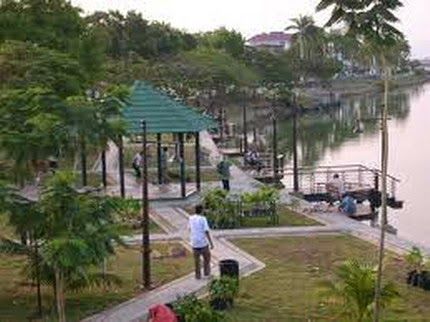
141;120;151;289
195;132;201;192
80;135;87;187
101;150;107;189
179;133;186;198
118;136;125;198
242;103;248;156
272;112;278;180
156;133;162;185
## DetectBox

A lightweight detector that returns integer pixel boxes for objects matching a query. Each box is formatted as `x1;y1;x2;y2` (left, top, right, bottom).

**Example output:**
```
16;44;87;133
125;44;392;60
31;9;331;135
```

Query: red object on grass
148;304;178;322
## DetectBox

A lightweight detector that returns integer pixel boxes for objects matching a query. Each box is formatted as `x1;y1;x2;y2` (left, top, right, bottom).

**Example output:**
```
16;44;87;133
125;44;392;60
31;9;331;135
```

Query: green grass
0;243;193;322
227;235;430;321
240;206;320;228
119;218;165;235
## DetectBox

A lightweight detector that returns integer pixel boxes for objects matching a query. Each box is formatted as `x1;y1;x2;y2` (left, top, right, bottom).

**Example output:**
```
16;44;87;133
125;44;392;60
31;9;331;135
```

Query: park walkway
83;205;345;322
83;132;429;321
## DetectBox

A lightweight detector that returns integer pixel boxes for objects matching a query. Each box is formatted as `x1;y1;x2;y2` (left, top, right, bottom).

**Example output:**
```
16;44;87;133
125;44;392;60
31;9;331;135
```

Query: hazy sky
72;0;428;58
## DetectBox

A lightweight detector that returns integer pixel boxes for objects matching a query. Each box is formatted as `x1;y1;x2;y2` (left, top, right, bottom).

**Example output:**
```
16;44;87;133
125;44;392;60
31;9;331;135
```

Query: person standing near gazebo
160;147;169;184
132;151;143;178
217;156;231;191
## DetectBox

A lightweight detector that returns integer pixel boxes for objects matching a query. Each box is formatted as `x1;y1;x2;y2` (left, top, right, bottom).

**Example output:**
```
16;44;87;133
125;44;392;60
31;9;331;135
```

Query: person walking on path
217;156;231;191
188;205;214;280
132;151;143;178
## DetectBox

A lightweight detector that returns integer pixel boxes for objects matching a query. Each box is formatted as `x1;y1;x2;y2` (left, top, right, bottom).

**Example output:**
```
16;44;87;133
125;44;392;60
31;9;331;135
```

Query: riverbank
305;72;429;99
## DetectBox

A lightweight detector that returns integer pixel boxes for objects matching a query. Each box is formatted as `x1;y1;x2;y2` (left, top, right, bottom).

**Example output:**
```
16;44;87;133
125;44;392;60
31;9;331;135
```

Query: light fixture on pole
141;119;151;289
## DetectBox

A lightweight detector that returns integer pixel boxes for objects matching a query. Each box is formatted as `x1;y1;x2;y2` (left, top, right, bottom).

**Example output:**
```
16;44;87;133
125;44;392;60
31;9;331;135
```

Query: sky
72;0;429;58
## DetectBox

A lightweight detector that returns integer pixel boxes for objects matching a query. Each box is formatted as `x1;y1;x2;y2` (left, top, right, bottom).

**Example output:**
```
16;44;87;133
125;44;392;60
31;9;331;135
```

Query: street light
141;120;151;289
292;93;299;192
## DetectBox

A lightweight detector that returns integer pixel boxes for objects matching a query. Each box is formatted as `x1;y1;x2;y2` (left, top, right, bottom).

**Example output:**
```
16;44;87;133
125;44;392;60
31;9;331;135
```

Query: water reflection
276;89;413;167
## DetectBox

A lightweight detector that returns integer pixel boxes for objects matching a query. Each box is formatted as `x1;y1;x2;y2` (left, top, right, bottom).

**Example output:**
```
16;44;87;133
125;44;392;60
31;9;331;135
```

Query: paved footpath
83;207;268;322
83;132;429;321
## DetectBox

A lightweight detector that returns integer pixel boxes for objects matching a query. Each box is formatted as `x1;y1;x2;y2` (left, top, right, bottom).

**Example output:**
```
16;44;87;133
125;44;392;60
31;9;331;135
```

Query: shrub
405;246;426;273
202;189;240;229
209;276;239;302
172;294;224;322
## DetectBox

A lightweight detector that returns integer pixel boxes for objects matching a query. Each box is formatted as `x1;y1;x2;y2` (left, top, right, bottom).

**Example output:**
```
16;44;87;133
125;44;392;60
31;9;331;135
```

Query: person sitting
245;149;263;172
326;173;344;203
339;193;357;216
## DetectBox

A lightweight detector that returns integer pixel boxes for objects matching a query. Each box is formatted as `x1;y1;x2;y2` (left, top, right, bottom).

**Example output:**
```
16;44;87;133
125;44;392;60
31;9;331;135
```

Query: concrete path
83;132;428;321
83;206;269;322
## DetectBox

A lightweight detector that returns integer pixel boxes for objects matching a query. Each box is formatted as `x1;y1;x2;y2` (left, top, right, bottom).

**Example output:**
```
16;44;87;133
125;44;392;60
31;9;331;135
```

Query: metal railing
284;164;400;197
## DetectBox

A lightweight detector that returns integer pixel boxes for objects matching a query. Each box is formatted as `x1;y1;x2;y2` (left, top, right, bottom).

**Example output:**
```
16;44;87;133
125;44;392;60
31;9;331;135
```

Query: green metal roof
123;81;217;134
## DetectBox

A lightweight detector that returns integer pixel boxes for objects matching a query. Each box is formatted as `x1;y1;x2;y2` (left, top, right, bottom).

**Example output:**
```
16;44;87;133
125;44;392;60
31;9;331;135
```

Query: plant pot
210;298;232;311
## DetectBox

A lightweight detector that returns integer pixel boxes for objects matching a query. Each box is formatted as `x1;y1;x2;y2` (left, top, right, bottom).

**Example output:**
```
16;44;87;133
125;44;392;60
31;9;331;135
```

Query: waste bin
219;259;239;282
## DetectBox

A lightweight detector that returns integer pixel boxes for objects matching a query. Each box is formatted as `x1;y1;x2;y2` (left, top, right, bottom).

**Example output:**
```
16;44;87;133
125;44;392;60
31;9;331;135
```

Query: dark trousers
193;246;211;279
222;179;230;191
133;164;141;178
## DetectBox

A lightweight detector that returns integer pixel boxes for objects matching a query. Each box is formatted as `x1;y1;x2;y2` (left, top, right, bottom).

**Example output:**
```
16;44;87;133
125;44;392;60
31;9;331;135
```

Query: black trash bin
219;259;239;282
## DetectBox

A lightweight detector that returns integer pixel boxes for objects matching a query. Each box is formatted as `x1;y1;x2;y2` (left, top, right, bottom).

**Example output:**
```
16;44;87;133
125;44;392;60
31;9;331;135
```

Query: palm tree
324;259;399;322
316;1;405;321
285;15;321;65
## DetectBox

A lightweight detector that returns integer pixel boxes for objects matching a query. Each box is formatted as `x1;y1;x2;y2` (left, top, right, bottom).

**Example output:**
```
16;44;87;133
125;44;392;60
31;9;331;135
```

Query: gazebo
118;80;216;199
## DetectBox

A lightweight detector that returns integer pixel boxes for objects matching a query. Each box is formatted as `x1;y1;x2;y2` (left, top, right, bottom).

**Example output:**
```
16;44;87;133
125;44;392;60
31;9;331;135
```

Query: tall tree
200;27;245;58
285;15;321;62
317;1;405;321
0;0;84;52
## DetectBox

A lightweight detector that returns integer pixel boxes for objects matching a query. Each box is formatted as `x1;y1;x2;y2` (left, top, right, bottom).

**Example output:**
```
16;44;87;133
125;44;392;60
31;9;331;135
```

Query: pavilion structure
118;80;216;199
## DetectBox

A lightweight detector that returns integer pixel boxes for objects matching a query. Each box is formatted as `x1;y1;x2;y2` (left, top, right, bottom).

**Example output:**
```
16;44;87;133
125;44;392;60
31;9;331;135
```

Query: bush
172;294;224;322
202;189;240;229
209;276;239;302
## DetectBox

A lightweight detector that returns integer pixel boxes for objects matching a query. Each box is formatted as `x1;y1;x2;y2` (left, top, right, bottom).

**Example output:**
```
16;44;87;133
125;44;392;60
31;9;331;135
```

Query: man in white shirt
188;204;214;279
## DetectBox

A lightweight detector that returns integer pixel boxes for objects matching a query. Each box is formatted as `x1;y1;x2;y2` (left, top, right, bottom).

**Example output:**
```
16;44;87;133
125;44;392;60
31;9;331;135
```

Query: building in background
246;32;293;53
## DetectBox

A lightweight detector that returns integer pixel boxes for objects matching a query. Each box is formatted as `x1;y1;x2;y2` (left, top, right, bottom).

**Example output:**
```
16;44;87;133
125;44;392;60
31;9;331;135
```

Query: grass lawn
119;218;165;235
0;243;193;322
227;235;430;321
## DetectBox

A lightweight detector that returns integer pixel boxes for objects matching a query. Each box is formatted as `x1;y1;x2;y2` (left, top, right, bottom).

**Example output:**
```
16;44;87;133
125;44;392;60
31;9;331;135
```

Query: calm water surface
233;84;430;246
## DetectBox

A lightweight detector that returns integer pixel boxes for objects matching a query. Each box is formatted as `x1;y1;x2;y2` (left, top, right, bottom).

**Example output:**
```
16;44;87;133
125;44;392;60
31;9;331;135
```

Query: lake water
231;83;430;247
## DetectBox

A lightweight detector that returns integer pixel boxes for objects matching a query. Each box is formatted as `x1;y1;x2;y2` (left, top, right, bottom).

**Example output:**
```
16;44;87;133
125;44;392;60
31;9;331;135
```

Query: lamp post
271;106;278;180
292;93;299;192
141;120;151;289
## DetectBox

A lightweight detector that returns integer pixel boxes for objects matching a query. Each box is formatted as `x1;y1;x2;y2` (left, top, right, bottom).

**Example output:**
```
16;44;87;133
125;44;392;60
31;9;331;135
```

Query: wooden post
272;111;278;180
101;150;107;189
141;120;151;289
34;238;42;317
179;133;186;198
374;173;379;191
80;135;87;186
156;133;162;185
293;102;299;192
118;136;125;198
243;104;248;155
195;132;201;192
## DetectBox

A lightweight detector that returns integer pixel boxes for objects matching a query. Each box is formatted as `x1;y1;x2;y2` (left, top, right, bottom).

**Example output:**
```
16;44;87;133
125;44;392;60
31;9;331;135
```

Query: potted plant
209;276;239;310
405;247;426;288
172;294;223;322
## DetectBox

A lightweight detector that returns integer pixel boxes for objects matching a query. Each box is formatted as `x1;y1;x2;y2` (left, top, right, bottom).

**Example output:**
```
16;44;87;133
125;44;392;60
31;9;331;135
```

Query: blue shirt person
339;194;357;215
